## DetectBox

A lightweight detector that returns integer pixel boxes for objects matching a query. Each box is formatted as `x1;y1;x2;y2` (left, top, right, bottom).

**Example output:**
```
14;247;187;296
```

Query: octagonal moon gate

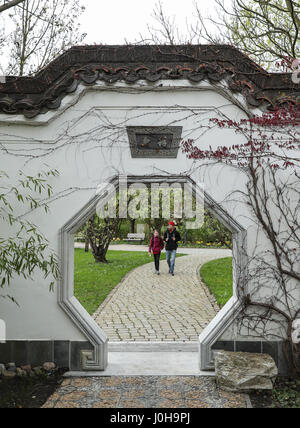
59;175;247;371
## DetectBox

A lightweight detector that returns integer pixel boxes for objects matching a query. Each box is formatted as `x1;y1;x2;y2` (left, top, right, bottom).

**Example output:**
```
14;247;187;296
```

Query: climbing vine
183;105;300;375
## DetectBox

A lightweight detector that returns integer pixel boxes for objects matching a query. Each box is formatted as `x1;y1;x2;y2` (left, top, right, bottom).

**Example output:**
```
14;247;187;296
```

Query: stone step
107;341;199;352
65;351;215;377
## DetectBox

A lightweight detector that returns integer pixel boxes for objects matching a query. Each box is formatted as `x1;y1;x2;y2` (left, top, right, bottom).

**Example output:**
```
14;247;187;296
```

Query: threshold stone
215;350;278;392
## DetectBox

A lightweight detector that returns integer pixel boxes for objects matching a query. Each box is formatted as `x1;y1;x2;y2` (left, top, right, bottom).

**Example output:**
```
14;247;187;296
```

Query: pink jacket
149;236;164;254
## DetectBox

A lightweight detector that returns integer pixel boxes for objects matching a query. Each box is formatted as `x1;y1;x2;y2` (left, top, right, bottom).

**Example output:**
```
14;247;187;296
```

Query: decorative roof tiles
0;45;298;118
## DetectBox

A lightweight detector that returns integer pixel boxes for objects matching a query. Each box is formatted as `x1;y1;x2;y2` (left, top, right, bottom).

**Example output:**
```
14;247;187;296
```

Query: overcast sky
0;0;223;73
79;0;218;45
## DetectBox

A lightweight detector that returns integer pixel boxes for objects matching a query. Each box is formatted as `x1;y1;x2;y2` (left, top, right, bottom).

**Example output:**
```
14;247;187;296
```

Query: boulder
6;362;16;372
2;370;16;379
16;368;27;377
20;365;32;373
215;350;278;392
33;366;44;376
43;362;56;371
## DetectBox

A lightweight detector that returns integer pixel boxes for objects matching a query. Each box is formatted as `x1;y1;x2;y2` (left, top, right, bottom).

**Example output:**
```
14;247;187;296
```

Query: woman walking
148;229;164;275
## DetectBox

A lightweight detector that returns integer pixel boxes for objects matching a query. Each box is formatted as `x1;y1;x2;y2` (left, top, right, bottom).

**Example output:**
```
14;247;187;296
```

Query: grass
74;249;169;315
75;239;231;250
200;257;233;308
110;240;231;249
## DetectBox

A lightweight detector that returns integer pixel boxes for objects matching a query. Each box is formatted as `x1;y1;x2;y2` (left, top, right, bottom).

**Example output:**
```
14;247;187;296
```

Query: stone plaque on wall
127;126;183;158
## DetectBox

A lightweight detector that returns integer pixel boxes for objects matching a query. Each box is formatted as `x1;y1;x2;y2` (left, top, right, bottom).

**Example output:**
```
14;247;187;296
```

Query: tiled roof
0;45;298;118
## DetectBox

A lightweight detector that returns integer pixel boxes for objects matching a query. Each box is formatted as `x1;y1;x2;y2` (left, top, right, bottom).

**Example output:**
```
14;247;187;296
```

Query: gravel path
42;376;248;408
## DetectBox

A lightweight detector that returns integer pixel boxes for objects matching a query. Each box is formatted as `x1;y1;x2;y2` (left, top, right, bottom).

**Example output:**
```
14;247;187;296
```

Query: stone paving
93;250;231;342
42;376;248;408
42;248;245;409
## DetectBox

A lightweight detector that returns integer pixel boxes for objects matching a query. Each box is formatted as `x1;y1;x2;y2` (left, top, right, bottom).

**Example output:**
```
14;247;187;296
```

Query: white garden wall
0;77;296;371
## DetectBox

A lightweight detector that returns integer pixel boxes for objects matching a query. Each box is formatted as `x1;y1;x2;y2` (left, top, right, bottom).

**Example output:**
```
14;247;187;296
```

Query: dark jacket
164;228;181;251
149;236;164;254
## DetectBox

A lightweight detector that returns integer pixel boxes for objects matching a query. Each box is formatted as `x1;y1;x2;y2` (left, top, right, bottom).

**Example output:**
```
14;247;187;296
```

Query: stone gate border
58;174;247;371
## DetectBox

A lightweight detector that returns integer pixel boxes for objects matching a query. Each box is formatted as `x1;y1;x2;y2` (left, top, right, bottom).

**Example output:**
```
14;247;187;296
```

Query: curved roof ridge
0;44;298;118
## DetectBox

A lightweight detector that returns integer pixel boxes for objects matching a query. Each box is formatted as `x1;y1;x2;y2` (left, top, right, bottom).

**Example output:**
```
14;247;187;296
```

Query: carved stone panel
127;126;183;158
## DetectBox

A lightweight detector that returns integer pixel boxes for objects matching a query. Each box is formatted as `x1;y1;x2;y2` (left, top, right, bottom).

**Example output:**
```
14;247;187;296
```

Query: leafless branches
2;0;86;76
136;0;300;70
0;0;25;14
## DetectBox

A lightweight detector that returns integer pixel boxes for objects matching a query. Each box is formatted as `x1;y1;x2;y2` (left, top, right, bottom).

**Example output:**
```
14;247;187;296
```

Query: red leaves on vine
182;105;299;170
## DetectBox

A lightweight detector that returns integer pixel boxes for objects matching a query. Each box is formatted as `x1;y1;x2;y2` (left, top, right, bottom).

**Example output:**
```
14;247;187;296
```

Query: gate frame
58;174;247;371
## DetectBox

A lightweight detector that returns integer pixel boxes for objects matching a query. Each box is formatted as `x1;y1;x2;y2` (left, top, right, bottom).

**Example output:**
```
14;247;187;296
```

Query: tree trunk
93;249;108;263
0;0;25;13
84;236;89;252
130;219;136;233
183;222;187;244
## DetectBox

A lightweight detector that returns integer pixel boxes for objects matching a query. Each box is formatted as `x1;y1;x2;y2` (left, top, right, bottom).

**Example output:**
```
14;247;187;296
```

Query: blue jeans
166;249;177;274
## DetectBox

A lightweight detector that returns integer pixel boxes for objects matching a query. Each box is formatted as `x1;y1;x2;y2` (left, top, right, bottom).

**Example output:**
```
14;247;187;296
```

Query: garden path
43;375;248;408
93;250;231;342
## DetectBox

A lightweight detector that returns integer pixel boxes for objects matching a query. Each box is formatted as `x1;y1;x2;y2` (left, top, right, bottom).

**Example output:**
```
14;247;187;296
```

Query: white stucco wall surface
0;81;286;344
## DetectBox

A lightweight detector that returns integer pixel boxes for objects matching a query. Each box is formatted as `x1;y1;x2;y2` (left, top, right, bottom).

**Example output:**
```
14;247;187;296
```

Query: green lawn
74;248;229;315
200;257;233;308
74;249;168;315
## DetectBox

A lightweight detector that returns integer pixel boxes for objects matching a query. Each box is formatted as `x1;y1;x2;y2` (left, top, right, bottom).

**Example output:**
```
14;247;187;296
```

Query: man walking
164;221;181;276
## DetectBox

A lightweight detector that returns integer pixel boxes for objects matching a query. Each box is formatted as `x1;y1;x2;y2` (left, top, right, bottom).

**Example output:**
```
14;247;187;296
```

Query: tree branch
0;0;25;13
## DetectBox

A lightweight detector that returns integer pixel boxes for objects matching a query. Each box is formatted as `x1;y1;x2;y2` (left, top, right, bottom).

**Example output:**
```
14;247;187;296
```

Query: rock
215;350;278;392
0;363;5;375
16;368;27;377
33;367;44;376
2;370;16;379
20;365;32;373
6;363;16;372
43;362;56;372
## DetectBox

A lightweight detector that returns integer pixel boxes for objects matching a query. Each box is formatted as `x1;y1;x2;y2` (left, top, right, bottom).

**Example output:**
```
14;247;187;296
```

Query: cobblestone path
93;250;231;342
42;376;248;408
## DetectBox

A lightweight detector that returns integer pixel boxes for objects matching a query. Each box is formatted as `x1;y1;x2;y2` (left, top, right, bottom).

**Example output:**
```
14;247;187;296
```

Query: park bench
126;233;145;243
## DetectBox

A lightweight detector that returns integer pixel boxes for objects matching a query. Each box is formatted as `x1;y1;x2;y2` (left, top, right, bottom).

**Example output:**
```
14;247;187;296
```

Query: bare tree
192;0;300;70
133;0;197;45
0;0;25;14
4;0;86;76
137;1;299;71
